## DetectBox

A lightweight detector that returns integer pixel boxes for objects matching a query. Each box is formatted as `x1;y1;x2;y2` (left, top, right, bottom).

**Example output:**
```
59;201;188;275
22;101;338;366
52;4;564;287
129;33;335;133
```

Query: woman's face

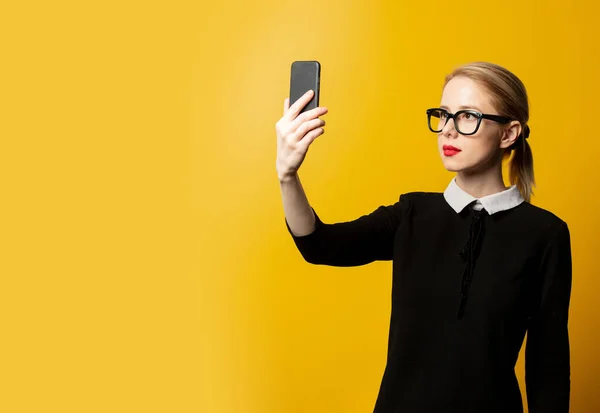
436;76;511;174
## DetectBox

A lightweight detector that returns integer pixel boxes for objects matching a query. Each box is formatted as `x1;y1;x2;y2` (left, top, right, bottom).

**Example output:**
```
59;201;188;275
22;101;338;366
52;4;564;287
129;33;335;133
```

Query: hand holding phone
275;62;328;181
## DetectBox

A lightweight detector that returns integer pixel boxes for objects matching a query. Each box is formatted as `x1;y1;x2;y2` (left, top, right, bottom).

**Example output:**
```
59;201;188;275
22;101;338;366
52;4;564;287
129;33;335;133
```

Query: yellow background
1;0;598;412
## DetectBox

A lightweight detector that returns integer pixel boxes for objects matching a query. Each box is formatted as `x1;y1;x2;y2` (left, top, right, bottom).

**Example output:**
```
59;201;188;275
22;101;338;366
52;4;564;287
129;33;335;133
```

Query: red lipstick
443;145;461;156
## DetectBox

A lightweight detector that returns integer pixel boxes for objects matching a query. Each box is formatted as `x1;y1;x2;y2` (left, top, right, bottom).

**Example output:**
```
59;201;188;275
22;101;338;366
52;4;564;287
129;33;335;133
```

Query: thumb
283;97;289;114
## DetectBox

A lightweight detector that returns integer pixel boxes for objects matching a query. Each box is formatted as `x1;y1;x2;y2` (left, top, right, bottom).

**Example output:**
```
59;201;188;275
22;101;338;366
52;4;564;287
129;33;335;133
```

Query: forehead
440;76;493;112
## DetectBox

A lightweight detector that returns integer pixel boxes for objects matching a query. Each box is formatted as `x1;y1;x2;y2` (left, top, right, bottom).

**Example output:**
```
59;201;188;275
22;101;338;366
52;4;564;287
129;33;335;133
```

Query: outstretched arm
284;186;409;267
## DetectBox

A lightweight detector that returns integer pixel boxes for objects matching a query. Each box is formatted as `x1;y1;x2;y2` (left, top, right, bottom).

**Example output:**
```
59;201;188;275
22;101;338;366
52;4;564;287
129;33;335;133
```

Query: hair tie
523;124;530;139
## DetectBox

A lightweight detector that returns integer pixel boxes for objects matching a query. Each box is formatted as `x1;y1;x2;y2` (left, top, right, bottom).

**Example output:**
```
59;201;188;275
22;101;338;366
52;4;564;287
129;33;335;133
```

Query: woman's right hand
276;90;328;182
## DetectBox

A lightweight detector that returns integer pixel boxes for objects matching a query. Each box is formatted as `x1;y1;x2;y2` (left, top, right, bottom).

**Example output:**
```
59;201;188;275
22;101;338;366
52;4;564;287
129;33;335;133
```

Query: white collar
443;177;524;215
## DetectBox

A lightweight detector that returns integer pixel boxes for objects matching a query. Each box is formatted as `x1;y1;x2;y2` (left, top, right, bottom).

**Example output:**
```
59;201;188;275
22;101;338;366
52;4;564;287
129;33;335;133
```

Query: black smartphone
289;60;320;115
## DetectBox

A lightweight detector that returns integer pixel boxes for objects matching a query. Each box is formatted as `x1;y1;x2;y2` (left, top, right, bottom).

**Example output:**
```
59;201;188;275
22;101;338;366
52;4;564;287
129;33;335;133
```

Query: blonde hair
443;62;535;202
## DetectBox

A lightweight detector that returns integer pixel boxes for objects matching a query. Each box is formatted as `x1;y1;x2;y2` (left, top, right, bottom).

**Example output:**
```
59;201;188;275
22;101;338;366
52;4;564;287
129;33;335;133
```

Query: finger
283;97;289;114
297;127;324;152
291;118;326;141
289;106;328;132
285;90;314;120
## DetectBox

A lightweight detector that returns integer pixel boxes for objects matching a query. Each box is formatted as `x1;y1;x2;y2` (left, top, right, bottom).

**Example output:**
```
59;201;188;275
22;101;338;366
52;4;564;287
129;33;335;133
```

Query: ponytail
508;124;535;202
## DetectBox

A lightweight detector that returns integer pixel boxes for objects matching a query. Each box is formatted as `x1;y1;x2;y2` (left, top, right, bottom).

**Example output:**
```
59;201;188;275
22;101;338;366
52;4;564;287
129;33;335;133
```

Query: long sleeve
285;194;409;267
525;220;572;413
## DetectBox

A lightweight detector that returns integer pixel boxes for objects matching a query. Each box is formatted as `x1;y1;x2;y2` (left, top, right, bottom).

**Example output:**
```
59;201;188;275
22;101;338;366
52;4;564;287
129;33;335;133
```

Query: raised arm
275;90;407;266
282;184;408;266
525;220;572;413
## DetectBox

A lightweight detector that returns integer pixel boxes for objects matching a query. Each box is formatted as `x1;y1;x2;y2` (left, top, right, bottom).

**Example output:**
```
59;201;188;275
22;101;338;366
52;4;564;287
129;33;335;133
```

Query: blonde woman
276;62;571;413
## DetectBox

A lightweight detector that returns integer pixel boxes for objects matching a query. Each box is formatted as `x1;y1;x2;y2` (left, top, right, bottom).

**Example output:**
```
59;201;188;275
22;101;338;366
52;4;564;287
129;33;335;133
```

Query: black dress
285;190;571;413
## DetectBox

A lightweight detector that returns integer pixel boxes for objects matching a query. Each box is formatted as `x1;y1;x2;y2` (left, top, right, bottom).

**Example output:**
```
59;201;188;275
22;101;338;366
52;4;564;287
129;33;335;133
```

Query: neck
455;164;507;198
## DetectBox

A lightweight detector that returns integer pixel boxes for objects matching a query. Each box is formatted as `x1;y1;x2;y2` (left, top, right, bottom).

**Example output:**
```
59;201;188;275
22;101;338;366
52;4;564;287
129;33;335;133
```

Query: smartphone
289;60;320;115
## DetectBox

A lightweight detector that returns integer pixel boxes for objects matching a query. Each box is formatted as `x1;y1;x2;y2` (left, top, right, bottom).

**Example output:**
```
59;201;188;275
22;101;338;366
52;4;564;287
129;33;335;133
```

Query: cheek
467;140;500;166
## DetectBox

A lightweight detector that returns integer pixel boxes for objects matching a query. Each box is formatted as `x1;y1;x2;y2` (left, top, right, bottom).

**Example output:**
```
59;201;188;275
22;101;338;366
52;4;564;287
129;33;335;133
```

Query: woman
275;62;571;413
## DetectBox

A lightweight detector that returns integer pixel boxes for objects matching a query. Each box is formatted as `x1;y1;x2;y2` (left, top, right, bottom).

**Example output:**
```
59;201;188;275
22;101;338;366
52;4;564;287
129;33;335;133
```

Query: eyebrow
439;105;483;112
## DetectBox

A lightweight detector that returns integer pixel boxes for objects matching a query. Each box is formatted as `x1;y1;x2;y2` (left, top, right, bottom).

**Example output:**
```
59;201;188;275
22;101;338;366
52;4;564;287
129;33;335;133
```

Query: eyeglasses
426;108;513;136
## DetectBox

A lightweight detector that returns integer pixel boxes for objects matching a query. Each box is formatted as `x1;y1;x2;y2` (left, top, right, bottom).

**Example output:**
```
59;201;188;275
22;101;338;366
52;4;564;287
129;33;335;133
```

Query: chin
440;157;466;172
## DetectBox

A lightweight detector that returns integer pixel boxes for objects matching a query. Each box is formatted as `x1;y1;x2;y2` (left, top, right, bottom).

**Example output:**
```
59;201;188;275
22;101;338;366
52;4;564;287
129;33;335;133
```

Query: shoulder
508;201;570;239
398;191;444;205
516;202;568;226
397;191;449;215
516;204;572;275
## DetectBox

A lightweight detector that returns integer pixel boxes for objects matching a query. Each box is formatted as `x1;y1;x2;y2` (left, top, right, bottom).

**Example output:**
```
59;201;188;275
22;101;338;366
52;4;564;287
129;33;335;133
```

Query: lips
443;145;461;156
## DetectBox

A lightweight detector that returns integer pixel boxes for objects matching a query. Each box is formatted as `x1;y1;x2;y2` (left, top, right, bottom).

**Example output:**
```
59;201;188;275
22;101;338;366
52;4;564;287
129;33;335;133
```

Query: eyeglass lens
429;109;479;134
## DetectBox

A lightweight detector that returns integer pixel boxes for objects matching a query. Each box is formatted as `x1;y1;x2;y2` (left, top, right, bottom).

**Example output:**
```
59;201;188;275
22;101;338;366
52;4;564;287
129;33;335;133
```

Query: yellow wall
2;0;598;411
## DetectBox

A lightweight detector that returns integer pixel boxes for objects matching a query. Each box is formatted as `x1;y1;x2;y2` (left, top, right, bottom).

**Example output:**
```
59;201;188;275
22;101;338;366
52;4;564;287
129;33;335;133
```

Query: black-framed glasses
426;108;513;135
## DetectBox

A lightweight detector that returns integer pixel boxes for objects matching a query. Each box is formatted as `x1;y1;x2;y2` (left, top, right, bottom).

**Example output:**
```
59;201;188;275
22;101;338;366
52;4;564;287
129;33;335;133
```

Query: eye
461;112;480;122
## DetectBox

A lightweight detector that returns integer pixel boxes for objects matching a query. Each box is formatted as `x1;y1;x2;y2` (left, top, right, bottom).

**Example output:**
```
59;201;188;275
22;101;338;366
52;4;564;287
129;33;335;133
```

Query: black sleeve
284;194;410;267
525;220;572;413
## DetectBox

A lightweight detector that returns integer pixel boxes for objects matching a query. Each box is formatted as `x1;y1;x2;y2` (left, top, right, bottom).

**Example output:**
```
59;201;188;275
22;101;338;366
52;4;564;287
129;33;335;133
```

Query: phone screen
289;61;320;115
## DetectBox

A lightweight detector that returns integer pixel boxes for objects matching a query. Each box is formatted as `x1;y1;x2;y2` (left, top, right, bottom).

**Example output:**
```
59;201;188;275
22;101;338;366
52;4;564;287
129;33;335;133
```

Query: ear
498;120;522;149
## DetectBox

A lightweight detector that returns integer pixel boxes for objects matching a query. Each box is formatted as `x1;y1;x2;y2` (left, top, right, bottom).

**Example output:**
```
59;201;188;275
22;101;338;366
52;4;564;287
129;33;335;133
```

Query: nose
441;117;458;138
